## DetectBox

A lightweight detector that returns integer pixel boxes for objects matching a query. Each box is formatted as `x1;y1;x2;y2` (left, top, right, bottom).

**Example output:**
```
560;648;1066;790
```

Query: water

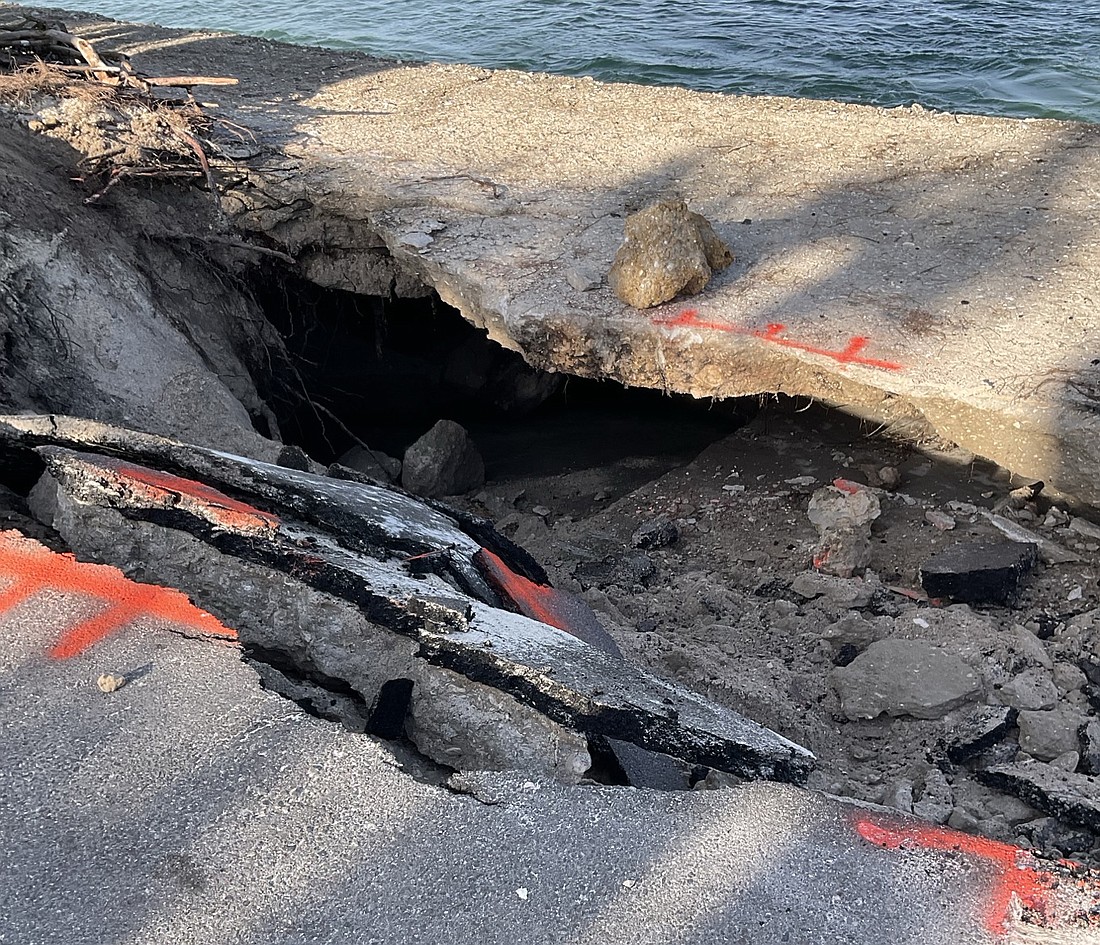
83;0;1099;122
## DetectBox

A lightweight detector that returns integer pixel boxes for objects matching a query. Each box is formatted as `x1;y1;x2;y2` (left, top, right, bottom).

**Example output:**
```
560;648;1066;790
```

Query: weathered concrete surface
2;541;1099;944
10;8;1100;503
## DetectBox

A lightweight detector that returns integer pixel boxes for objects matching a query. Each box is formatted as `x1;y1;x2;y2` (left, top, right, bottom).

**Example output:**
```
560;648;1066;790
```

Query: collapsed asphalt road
0;413;1098;943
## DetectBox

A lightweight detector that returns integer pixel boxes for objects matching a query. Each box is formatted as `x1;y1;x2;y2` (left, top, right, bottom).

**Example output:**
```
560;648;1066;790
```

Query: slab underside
9;9;1100;505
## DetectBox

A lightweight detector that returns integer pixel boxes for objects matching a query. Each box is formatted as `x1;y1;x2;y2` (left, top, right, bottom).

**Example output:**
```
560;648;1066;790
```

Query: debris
608;199;733;309
997;667;1059;712
924;509;955;531
877;466;902;490
912;767;954;825
515;887;529;901
401;419;485;498
978;761;1100;832
830;638;981;720
1017;707;1088;762
96;672;125;693
334;445;402;483
790;571;876;607
1080;719;1100;776
630;518;678;550
944;705;1017;764
1068;516;1100;541
979;511;1080;564
919;539;1038;605
1068;584;1084;601
807;482;881;577
565;264;601;292
276;445;313;472
995;480;1044;512
24;423;816;783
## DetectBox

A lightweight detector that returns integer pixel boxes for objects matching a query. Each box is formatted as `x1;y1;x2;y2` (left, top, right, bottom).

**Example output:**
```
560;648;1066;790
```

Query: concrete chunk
920;539;1038;604
831;638;981;720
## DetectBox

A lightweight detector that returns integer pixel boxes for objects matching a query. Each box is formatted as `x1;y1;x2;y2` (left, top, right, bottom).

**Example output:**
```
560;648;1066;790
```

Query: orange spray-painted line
653;309;904;371
0;530;236;658
473;548;621;657
852;811;1064;935
94;457;279;533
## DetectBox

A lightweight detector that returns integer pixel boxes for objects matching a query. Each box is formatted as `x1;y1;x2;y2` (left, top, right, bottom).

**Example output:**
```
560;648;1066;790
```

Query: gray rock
912;767;954;825
1052;661;1087;694
608;199;732;309
1017;708;1087;762
791;571;876;607
402;420;485;497
983;794;1039;826
880;780;914;813
335;444;402;483
406;666;592;782
831;638;981;720
947;807;980;832
1050;750;1081;772
997;667;1059;711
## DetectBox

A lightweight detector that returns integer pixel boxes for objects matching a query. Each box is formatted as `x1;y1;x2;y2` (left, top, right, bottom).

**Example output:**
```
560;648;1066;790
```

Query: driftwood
0;25;237;92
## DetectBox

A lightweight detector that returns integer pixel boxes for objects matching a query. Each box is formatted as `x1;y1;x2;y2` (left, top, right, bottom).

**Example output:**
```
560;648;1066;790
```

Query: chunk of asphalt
944;705;1018;764
35;441;815;784
919;539;1038;605
977;761;1100;832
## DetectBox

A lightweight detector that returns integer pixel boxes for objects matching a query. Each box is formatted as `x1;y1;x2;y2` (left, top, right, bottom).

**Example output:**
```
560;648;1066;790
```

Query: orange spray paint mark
653;309;904;371
852;811;1060;934
0;530;236;658
473;548;621;656
832;478;863;495
100;458;279;533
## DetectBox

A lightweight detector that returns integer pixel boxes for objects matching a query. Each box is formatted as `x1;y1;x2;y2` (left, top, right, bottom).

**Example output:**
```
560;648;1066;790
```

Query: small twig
401;544;458;563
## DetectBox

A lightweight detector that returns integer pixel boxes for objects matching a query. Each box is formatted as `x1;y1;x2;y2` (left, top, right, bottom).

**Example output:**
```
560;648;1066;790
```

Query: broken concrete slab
979;761;1100;833
19;418;814;781
831;637;982;720
920;539;1038;605
14;10;1100;508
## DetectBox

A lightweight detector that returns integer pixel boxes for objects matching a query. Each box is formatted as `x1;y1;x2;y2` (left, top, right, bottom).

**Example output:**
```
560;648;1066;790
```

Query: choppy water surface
83;0;1099;121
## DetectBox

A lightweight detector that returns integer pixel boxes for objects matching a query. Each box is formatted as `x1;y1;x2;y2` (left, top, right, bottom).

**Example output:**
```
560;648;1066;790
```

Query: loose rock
1018;707;1087;762
1081;719;1100;776
608;199;733;309
631;518;679;550
997;667;1059;711
402;420;485;497
335;445;402;483
807;483;881;577
96;673;125;693
831;637;981;720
